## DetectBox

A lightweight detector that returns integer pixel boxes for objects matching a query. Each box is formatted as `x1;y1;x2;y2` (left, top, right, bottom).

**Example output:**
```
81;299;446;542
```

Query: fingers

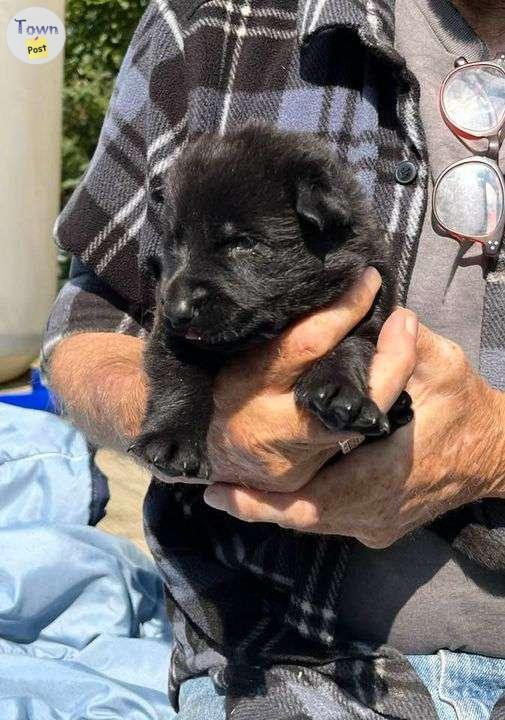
204;483;320;529
216;308;419;459
263;267;382;391
368;308;418;412
204;481;403;544
203;309;421;531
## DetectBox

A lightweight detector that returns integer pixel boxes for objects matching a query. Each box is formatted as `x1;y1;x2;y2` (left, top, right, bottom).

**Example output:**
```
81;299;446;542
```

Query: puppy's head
151;125;375;350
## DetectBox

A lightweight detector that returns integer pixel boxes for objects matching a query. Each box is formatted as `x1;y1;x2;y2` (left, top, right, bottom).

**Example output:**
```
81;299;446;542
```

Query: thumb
261;267;382;391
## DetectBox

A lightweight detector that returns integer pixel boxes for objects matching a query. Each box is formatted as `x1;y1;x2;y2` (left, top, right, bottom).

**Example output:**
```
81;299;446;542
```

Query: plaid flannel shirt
43;0;505;717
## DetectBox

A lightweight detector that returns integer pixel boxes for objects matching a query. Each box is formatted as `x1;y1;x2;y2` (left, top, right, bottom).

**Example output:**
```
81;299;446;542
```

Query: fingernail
204;486;228;511
405;311;419;338
388;310;406;335
362;266;382;293
389;309;418;337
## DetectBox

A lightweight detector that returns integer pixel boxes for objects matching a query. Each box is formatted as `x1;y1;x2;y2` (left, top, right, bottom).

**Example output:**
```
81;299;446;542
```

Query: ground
96;448;149;552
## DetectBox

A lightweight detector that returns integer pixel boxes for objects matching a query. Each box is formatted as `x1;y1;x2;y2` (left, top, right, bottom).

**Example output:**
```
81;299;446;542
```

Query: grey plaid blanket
45;0;505;717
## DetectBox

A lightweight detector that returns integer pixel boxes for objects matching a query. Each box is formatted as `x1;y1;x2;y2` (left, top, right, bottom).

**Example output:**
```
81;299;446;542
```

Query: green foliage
62;0;148;203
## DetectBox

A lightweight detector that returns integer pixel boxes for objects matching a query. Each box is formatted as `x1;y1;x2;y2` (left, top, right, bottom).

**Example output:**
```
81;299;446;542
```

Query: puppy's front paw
129;429;210;480
295;375;390;438
387;390;413;431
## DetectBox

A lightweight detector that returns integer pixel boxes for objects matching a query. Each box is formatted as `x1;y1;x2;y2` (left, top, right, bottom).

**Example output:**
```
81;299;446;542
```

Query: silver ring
338;435;364;455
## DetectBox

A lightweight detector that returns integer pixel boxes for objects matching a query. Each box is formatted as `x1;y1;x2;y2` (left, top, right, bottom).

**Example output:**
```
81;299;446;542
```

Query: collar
172;0;405;69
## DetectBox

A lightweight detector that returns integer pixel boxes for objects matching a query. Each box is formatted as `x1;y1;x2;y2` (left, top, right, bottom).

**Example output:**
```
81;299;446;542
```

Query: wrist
100;351;148;447
50;332;147;451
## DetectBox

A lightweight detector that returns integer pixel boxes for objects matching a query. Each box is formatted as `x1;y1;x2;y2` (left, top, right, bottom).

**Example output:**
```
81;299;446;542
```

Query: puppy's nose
166;299;195;330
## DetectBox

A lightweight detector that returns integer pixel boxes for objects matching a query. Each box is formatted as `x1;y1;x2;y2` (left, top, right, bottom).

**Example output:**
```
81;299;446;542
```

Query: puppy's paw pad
306;384;338;413
297;379;362;431
169;444;209;479
326;383;365;428
296;378;390;437
350;398;390;437
130;433;174;470
130;431;209;480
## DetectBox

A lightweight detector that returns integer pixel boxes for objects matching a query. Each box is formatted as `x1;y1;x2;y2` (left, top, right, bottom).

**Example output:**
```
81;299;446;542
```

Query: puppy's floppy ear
296;180;352;233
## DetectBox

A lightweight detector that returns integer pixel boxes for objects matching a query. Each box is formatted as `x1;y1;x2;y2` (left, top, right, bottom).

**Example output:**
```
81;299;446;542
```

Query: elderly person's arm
49;332;146;449
204;317;505;548
46;264;405;474
43;259;148;450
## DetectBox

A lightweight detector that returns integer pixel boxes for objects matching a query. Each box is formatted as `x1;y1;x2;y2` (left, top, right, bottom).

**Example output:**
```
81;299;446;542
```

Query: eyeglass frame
432;53;505;257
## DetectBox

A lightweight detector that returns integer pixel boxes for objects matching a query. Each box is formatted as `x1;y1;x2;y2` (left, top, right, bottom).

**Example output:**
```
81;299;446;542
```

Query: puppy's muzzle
163;285;209;331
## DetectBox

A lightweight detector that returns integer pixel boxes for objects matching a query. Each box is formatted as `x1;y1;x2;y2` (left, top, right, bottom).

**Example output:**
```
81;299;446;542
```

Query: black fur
131;125;412;479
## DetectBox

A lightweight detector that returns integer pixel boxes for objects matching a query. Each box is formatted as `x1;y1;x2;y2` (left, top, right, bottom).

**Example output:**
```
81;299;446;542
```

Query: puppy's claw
379;415;391;435
350;400;389;437
199;460;211;482
127;441;144;456
396;408;413;426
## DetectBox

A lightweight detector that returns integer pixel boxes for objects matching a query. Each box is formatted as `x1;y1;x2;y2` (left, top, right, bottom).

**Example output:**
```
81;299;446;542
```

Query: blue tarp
0;403;172;719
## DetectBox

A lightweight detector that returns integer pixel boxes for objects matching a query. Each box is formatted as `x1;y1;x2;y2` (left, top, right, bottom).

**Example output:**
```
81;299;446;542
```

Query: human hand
206;267;415;492
204;322;505;547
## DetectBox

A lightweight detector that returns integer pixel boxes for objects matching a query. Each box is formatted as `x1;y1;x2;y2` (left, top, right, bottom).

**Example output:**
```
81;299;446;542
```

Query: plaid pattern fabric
43;0;505;717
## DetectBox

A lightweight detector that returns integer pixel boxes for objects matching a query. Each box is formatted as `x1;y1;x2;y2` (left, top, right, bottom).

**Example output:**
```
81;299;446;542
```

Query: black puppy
132;125;411;479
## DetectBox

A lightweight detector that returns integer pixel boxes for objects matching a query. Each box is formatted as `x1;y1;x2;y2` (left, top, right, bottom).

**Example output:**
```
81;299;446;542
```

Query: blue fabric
177;677;227;720
9;401;505;720
0;403;106;527
408;652;505;720
0;403;223;718
0;369;57;414
0;403;226;718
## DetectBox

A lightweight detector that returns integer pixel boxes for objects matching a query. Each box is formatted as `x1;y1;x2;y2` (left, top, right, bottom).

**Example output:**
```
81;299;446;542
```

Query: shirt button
395;160;418;184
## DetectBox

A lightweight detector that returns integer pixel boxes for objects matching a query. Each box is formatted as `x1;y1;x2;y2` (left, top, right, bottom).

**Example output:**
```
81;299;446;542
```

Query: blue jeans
176;676;226;719
178;653;505;720
408;652;505;720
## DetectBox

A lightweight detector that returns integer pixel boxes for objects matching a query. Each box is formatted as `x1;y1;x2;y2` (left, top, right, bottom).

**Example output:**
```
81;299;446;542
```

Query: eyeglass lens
444;66;505;133
435;162;503;237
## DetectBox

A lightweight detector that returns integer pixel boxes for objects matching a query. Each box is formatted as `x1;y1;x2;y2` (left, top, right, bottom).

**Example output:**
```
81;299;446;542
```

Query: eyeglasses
432;53;505;257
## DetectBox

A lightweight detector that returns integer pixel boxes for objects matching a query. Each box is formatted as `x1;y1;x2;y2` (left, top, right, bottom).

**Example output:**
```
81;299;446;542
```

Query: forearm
48;333;147;451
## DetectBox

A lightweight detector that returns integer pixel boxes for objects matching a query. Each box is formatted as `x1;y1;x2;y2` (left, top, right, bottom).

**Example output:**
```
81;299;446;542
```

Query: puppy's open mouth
177;326;252;349
172;320;285;350
182;327;206;342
